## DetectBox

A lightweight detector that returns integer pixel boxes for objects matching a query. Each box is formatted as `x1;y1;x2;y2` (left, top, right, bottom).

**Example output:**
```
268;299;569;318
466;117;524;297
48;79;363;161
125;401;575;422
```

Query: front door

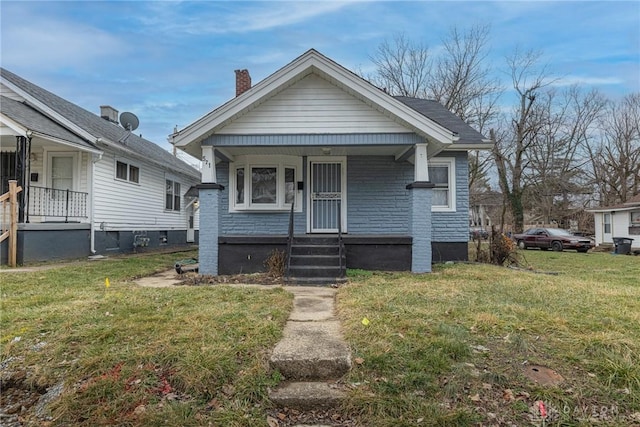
46;153;77;220
309;158;346;233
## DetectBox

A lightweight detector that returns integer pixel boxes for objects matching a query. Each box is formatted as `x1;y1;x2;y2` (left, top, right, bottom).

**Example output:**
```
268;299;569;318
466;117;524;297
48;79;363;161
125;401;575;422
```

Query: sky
1;1;639;155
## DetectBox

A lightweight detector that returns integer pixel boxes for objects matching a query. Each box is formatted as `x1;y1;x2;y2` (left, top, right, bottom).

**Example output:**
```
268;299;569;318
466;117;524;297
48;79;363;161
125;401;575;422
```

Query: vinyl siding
221;74;409;134
93;151;199;231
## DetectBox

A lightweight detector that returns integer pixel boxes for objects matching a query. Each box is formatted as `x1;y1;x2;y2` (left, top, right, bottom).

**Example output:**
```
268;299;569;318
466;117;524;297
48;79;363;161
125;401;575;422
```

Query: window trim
429;157;456;212
229;155;302;212
114;158;140;184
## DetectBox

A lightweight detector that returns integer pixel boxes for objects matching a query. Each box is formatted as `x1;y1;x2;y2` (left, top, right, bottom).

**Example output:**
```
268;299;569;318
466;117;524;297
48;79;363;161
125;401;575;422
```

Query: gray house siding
347;156;411;234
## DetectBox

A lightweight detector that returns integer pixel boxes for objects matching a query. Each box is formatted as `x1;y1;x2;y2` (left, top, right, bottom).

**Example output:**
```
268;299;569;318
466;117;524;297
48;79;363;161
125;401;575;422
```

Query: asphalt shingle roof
394;96;488;145
1;95;98;151
1;68;199;180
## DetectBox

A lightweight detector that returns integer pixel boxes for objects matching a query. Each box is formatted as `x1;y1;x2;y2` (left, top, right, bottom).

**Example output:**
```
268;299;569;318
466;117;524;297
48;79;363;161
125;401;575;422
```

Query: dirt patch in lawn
177;272;285;287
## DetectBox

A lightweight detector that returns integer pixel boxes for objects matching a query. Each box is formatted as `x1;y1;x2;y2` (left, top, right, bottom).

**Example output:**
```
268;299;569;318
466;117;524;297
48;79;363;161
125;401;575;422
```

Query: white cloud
550;75;625;87
136;1;358;35
1;7;124;71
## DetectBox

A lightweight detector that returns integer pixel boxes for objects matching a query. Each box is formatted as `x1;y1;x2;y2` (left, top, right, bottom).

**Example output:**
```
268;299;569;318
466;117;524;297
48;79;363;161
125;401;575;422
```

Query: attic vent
100;105;119;124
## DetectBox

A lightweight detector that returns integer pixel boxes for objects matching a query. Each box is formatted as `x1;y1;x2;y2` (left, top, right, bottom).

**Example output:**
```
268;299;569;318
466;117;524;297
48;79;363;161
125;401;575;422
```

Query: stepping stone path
269;286;352;424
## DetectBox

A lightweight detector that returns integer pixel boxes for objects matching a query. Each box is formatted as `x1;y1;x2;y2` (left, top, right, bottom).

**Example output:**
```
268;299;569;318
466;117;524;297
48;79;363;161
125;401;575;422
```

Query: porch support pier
407;143;434;273
198;146;223;276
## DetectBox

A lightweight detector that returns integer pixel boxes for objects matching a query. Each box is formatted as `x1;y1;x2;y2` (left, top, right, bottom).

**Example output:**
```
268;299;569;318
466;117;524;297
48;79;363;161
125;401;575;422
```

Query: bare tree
493;48;552;233
429;25;502;133
369;33;432;97
524;86;606;224
586;93;640;205
368;26;502;217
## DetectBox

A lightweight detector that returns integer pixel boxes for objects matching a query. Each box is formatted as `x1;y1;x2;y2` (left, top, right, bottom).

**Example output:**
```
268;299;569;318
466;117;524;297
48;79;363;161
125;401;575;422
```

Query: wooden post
9;180;18;267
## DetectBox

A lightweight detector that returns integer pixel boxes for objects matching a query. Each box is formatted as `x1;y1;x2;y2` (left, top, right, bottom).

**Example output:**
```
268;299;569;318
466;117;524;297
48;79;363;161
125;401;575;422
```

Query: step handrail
285;202;295;279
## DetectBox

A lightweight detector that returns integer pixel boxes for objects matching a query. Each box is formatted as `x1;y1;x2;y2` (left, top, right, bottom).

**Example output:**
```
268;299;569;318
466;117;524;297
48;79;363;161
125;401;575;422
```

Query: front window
251;167;277;204
428;158;456;211
166;179;181;211
631;211;640;225
230;155;301;211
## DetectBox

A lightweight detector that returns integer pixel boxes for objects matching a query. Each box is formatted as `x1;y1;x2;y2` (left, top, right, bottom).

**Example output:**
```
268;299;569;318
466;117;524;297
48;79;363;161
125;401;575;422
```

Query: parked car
469;227;489;240
512;228;595;252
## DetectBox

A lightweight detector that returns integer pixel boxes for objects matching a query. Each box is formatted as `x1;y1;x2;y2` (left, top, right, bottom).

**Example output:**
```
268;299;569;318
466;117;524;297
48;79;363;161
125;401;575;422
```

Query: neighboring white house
588;194;640;250
0;68;201;264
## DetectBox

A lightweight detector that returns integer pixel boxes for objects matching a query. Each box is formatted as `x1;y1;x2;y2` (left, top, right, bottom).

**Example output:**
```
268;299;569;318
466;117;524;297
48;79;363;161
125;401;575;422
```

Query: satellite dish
119;112;139;131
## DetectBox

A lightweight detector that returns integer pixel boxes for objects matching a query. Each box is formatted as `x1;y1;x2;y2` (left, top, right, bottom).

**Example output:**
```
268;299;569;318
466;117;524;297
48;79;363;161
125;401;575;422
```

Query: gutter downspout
90;149;103;254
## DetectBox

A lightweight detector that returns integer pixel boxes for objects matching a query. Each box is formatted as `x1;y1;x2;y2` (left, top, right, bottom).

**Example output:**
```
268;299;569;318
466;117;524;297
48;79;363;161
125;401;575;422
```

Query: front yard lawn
338;250;640;426
2;249;638;426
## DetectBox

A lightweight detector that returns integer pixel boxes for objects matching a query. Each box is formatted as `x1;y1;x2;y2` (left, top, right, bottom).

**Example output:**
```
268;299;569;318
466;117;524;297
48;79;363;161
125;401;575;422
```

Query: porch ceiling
214;144;413;159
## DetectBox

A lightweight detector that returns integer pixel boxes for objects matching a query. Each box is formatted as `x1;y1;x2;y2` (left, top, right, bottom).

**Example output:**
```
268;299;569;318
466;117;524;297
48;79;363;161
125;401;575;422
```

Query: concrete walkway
269;286;352;412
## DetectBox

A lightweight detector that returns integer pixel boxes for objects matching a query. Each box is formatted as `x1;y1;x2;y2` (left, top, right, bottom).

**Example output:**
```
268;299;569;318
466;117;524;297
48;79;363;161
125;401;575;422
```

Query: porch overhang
200;133;454;161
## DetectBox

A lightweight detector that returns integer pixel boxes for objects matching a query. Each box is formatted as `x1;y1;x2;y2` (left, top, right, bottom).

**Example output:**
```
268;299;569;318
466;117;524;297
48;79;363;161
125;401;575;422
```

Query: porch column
201;145;216;183
407;142;433;273
406;182;434;273
197;183;224;276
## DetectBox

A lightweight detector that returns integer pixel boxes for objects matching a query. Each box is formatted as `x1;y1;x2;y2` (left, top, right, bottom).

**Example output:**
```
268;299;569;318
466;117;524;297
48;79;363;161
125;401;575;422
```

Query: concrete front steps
286;236;347;286
269;286;351;414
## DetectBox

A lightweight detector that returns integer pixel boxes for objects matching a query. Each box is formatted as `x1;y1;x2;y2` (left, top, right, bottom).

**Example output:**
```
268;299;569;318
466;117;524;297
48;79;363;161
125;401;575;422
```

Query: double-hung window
230;155;301;212
115;160;139;183
166;179;181;211
428;158;456;212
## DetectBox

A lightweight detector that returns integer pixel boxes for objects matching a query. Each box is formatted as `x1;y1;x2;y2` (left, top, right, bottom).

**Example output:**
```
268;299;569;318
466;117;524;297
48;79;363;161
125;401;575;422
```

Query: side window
115;159;140;183
166;179;181;211
428;158;456;212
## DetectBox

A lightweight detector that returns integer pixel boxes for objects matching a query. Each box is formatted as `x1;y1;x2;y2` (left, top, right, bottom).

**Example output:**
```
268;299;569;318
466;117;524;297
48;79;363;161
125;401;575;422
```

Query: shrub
264;249;286;277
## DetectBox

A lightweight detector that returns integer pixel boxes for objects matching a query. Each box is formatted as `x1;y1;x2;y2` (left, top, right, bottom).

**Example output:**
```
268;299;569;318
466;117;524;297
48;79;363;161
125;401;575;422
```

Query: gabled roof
0;68;199;180
172;49;490;153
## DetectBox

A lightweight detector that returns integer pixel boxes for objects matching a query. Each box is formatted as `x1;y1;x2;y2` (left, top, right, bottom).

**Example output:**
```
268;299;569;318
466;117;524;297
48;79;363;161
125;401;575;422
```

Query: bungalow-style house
588;194;640;250
171;49;491;281
0;68;201;265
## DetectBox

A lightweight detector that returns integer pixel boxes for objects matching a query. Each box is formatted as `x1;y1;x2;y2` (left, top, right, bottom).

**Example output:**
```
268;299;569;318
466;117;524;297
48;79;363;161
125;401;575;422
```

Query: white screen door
310;160;345;233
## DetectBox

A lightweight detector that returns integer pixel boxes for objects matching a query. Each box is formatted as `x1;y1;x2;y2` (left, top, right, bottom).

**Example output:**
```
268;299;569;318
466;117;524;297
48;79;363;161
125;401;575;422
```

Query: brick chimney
235;69;251;97
100;105;119;124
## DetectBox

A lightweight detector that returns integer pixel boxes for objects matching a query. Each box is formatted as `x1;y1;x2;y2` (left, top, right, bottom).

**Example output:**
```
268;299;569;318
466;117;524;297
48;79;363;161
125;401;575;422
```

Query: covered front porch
1;98;99;264
196;140;443;277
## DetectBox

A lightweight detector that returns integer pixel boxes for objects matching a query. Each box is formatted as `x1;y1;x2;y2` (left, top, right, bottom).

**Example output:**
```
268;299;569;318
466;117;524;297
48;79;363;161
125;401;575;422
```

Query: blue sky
1;1;639;153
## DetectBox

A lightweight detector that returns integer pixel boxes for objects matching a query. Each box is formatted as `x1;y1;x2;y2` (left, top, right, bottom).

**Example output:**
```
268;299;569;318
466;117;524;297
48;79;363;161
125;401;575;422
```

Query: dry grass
2;249;639;426
337;250;640;426
1;251;292;426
